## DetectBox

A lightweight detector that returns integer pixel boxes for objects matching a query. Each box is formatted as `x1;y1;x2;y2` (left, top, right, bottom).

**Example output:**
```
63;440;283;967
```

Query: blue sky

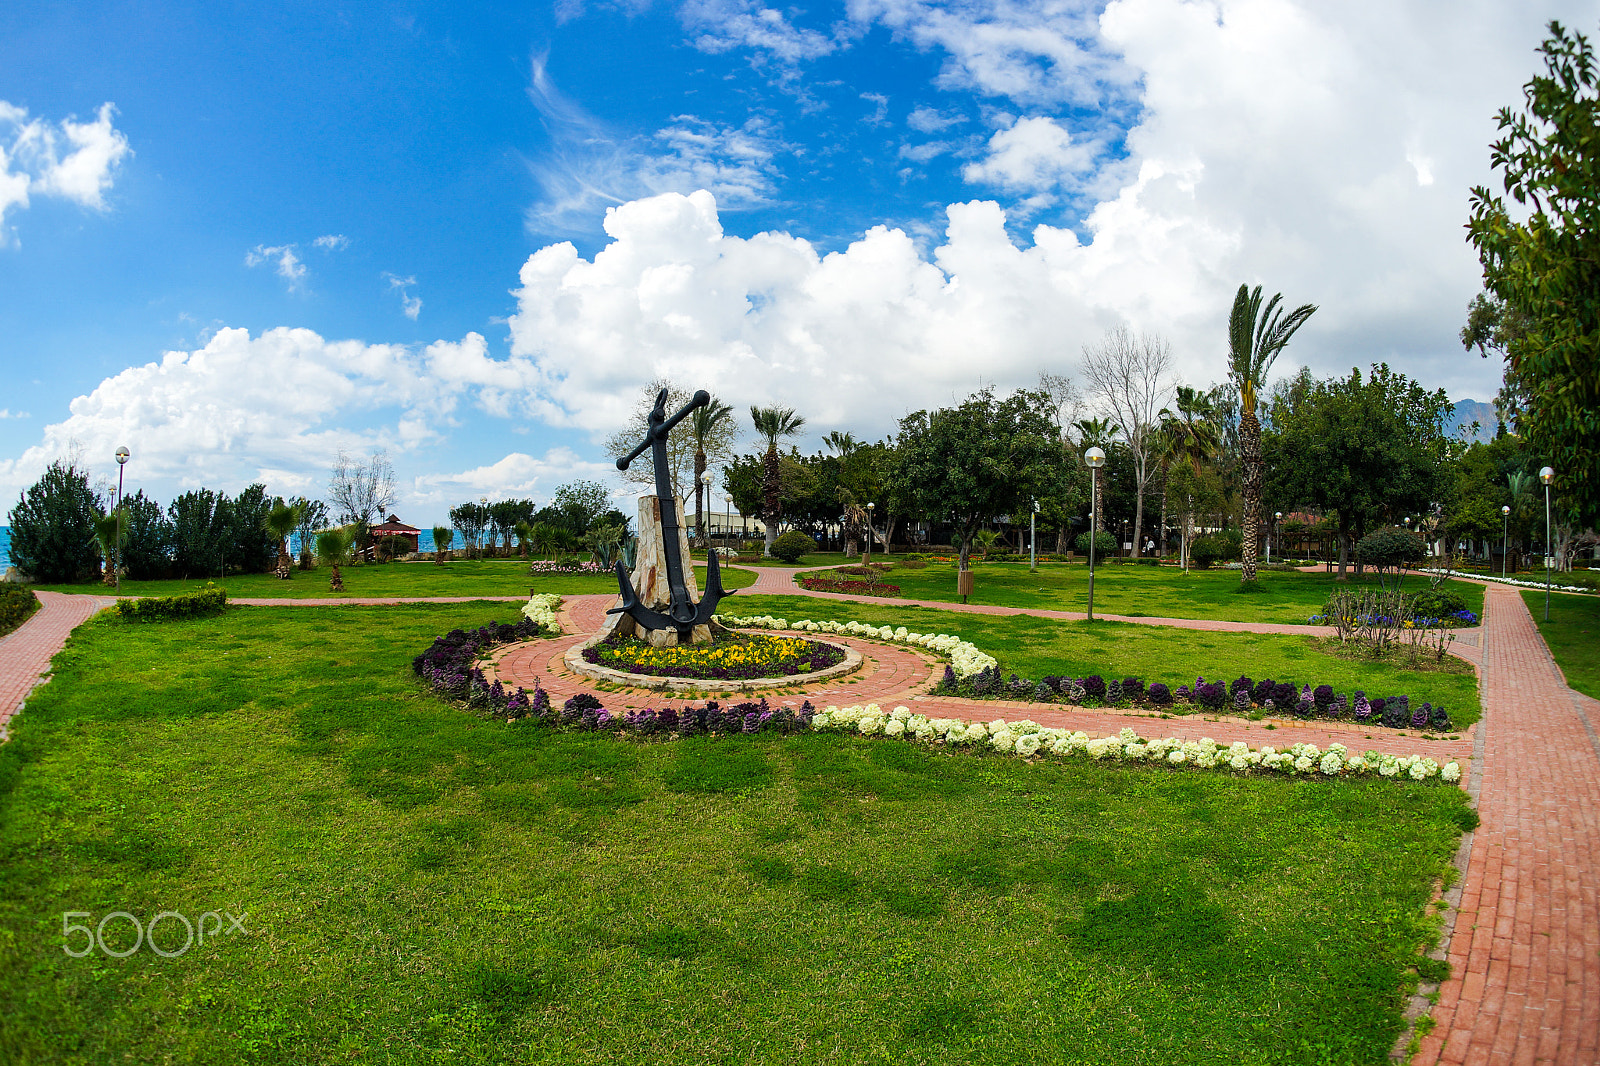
0;0;1586;525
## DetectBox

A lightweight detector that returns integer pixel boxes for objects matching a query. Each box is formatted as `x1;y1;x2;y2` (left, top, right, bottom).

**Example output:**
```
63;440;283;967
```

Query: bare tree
1080;325;1175;558
603;379;710;502
327;449;397;531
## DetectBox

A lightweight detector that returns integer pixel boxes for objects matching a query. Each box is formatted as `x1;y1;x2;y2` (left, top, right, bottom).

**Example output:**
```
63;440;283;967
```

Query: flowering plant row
1416;568;1592;594
519;594;563;633
478;676;817;736
813;705;1463;783
937;666;1455;732
411;616;548;696
582;631;845;680
797;577;903;596
528;559;604;575
714;613;997;677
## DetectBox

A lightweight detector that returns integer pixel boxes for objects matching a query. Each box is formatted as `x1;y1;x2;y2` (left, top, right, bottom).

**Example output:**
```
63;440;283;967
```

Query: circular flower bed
583;631;847;681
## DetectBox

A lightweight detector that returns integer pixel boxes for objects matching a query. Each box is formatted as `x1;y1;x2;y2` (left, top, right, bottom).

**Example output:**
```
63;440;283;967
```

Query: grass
30;559;756;600
1523;589;1600;700
798;561;1487;627
0;602;1473;1064
731;594;1481;728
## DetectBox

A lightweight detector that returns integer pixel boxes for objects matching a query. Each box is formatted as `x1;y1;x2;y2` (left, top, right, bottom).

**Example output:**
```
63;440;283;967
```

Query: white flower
1168;750;1187;765
858;716;883;736
1441;762;1462;783
1320;753;1343;775
960;723;988;745
1015;734;1042;758
883;718;906;737
1229;754;1250;771
1294;756;1314;773
1409;761;1432;780
990;730;1016;754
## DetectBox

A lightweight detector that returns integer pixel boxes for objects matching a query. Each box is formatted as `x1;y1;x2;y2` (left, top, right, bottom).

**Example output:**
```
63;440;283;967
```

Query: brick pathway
0;590;116;740
1412;583;1600;1066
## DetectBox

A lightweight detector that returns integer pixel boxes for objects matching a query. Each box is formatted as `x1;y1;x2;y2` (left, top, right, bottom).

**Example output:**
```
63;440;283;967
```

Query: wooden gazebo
370;514;421;553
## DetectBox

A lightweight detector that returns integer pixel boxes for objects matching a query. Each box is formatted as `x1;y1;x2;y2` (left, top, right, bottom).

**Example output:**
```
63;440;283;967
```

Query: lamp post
1540;466;1555;620
1501;505;1511;579
1271;511;1281;566
1084;447;1105;621
725;494;733;548
114;446;130;595
1030;498;1038;572
864;503;875;565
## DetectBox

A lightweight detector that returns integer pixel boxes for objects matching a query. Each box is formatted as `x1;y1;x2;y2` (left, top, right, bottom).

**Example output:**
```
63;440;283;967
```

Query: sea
0;526;9;571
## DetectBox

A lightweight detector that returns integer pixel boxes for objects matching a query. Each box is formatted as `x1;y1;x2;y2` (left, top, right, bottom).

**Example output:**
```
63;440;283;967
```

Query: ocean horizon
0;527;488;574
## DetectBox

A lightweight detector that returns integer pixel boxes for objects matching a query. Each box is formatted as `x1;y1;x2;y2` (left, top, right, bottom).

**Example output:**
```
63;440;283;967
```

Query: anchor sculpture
607;388;735;643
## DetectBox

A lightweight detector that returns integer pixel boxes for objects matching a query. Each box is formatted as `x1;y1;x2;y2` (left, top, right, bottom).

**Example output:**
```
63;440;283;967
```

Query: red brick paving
6;569;1596;1061
0;590;116;740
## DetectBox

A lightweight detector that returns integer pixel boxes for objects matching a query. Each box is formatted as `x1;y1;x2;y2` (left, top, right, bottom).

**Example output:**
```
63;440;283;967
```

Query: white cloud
411;448;620;509
313;233;350;250
0;327;452;502
384;272;422;320
860;92;890;125
245;244;308;292
524;56;792;232
678;0;839;64
0;101;131;243
907;106;966;133
961;115;1097;193
899;141;953;163
0;409;27;419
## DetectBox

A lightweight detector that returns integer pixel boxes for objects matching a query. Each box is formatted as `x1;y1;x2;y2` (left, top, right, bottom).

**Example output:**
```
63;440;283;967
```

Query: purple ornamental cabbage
1147;682;1173;706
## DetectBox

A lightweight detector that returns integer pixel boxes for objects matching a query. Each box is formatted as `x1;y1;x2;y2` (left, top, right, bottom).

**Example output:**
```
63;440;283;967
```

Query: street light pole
1501;505;1510;579
1271;511;1281;566
1029;498;1038;572
1540;466;1555;621
114;446;130;595
864;503;875;565
700;470;713;551
1084;447;1105;621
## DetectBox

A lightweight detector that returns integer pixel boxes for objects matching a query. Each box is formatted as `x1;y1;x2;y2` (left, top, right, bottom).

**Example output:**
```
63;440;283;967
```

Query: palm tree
689;397;735;543
91;512;124;588
316;529;350;592
823;430;859;457
1228;284;1316;583
1073;417;1122;533
264;500;302;579
1159;387;1220;568
750;405;806;556
432;525;453;565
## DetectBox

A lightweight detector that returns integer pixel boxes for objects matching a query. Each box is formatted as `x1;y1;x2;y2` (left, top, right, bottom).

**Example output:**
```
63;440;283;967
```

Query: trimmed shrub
1073;531;1117;556
0;585;40;637
771;530;818;563
1353;527;1427;572
116;583;229;621
1409;587;1467;619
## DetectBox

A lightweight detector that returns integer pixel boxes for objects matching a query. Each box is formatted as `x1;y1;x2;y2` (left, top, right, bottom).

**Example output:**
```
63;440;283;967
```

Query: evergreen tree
6;461;103;583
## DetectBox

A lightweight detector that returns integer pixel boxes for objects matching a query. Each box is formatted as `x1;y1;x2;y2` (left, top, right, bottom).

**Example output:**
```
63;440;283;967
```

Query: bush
115;583;229;621
6;461;103;583
1408;587;1467;619
1073;531;1117;557
1190;537;1221;569
0;585;39;637
986;550;1017;562
770;530;818;563
1354;527;1427;572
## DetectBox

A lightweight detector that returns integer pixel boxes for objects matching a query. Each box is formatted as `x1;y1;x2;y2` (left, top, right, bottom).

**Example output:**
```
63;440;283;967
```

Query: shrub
1074;531;1117;557
116;583;229;621
0;585;40;637
1354;527;1427;573
898;558;927;570
1191;534;1239;569
1135;557;1161;566
1147;682;1172;706
1409;587;1467;619
771;530;818;563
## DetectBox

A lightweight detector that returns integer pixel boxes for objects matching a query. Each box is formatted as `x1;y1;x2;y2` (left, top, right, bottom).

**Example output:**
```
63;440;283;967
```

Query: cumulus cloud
0;101;131;243
245;244;308;291
384;273;422;320
0;327;450;501
314;233;350;250
961;115;1097;193
411;448;621;510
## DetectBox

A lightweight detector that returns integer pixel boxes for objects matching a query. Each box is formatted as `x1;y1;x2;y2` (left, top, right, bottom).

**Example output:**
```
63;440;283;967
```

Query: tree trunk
694;448;706;542
1132;485;1145;559
1159;487;1168;560
761;446;780;555
1335;512;1351;580
1239;410;1263;582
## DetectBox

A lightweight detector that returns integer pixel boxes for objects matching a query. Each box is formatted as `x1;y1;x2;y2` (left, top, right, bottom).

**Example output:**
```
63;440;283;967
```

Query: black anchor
608;388;735;642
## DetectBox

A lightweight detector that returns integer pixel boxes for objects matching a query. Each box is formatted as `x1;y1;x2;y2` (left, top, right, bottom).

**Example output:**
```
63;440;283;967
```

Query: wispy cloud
0;101;131;245
245;244;308;292
384;272;422;320
313;233;350;251
0;409;29;419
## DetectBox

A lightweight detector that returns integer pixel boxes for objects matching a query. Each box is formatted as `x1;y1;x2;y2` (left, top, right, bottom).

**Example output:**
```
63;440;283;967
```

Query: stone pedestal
594;495;721;646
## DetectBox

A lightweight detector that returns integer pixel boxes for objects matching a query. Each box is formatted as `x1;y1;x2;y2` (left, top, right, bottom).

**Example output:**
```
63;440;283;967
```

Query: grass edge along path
0;602;1476;1065
1520;588;1600;700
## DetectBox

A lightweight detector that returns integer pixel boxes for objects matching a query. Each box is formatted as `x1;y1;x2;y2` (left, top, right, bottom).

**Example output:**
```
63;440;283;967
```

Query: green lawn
1523;590;1600;700
0;603;1471;1064
732;594;1481;728
799;561;1486;627
31;559;756;600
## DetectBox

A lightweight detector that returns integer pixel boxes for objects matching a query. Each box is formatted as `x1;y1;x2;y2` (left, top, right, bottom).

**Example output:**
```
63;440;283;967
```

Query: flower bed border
798;577;903;595
564;632;863;694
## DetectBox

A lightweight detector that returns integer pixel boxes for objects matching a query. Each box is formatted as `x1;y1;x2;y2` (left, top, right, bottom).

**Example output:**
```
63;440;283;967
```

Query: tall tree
1071;417;1121;533
1228;283;1317;582
120;490;174;580
1160;386;1220;566
689;396;738;542
6;461;103;583
327;450;396;550
1466;20;1600;527
892;388;1066;581
605;379;696;500
750;406;806;555
1080;325;1174;558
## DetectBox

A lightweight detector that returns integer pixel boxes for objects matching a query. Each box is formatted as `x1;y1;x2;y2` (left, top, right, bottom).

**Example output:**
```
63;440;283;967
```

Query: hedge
0;585;40;638
115;583;229;621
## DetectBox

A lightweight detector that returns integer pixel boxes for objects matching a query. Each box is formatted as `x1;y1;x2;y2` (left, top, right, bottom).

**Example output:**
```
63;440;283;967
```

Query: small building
370;514;421;554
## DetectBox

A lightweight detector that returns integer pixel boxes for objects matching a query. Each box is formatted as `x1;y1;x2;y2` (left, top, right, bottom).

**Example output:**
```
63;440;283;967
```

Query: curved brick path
5;567;1596;1061
0;590;116;740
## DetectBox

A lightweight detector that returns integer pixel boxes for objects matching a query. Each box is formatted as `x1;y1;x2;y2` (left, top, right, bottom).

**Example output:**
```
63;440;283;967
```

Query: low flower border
1417;568;1592;594
813;704;1464;784
716;612;997;678
520;594;563;634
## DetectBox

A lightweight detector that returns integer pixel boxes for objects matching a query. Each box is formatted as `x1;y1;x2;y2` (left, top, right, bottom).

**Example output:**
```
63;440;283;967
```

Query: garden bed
584;631;846;680
797;576;902;596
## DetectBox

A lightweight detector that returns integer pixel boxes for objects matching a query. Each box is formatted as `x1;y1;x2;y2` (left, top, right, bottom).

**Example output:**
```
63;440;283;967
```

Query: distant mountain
1445;399;1497;443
